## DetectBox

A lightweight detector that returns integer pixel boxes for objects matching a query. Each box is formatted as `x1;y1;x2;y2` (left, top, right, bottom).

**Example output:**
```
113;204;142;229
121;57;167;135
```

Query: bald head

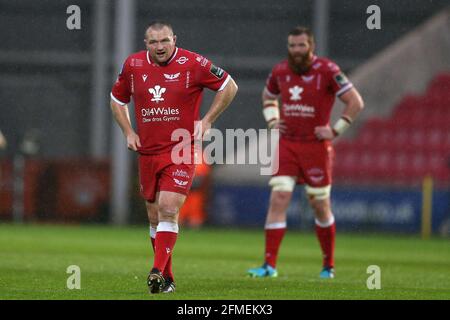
145;21;174;37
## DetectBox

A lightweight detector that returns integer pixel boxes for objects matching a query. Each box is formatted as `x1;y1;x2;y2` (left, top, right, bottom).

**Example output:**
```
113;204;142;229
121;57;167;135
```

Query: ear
173;35;177;44
144;36;151;50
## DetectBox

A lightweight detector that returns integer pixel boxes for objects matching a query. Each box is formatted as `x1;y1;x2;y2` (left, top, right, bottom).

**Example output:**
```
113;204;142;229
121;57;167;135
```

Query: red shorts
138;152;196;203
273;138;334;187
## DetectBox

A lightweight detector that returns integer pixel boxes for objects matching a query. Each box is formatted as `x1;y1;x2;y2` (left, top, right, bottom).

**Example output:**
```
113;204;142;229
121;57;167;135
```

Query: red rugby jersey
111;47;231;154
265;56;353;142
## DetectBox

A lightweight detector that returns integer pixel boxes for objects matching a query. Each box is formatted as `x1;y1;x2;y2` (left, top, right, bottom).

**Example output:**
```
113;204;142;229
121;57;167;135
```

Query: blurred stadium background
0;0;450;238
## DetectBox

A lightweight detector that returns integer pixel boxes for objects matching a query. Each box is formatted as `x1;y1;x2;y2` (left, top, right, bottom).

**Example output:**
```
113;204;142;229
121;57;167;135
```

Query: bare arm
110;99;141;151
204;77;238;123
196;77;238;138
338;87;365;122
315;87;364;140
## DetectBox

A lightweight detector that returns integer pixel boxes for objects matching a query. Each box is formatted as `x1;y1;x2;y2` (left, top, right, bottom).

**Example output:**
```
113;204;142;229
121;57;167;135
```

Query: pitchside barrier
1;158;449;234
209;183;450;234
0;159;110;222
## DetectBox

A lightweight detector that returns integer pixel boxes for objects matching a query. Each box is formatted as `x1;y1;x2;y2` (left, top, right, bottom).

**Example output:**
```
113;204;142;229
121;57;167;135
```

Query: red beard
288;51;313;74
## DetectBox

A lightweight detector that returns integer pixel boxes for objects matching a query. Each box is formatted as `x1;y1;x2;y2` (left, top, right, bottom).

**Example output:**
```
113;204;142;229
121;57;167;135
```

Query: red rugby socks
315;215;336;268
264;222;287;268
152;222;178;277
150;225;175;281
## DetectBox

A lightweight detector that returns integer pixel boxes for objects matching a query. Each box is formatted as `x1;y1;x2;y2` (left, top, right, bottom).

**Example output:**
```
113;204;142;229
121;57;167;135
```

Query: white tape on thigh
305;185;331;200
269;176;296;192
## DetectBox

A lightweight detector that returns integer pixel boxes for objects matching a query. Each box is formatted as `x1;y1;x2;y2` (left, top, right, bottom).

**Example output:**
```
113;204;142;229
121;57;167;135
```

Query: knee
269;191;292;215
308;198;332;220
158;202;180;221
309;198;325;213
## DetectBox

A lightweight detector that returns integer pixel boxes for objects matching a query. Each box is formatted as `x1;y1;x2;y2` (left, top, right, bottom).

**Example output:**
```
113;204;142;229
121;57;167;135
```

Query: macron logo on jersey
289;85;303;101
149;85;166;103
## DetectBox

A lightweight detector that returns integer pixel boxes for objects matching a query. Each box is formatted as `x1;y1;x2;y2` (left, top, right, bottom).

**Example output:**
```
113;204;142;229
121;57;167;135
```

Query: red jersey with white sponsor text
111;47;231;155
265;56;353;142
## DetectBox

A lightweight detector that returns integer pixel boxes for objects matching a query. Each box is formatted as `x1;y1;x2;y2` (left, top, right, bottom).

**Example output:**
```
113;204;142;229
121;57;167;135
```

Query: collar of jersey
146;47;179;66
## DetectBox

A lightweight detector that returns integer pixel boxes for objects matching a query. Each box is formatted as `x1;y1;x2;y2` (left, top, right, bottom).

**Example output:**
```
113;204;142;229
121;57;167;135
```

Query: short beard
288;51;313;74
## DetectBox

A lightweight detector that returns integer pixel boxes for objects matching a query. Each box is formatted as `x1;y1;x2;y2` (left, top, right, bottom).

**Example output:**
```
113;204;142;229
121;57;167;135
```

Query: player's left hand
194;118;212;141
314;125;335;141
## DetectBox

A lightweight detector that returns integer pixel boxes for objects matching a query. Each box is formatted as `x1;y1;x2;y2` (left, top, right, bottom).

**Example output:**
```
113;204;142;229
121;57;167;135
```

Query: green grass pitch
0;223;449;300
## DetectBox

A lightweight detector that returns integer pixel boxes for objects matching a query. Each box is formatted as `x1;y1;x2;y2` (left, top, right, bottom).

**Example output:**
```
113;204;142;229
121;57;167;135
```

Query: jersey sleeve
194;55;231;91
326;61;353;97
264;67;280;98
111;58;132;105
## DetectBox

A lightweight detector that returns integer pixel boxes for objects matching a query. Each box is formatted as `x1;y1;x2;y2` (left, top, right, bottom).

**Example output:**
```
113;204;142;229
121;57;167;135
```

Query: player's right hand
126;132;141;151
268;119;287;134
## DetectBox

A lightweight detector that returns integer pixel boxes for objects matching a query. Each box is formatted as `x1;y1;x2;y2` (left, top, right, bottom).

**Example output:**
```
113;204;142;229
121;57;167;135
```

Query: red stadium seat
425;128;445;150
333;151;355;179
371;150;394;181
392;95;424;115
390;127;410;151
356;128;377;148
427;73;450;95
443;131;450;149
413;129;427;146
392;113;422;127
355;118;389;150
335;72;450;186
333;140;353;153
393;151;413;181
357;121;395;153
